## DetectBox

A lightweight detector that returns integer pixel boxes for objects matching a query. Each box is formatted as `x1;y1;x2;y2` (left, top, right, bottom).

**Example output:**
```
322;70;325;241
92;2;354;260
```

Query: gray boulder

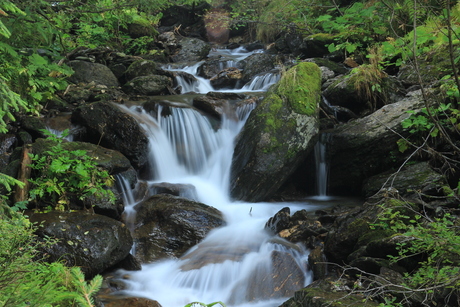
67;60;119;87
171;37;211;63
328;91;426;196
122;75;173;96
230;62;321;202
240;53;278;83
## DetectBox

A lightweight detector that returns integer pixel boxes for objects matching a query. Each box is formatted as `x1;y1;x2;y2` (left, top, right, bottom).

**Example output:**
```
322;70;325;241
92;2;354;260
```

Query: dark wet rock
230;62;321;202
300;34;336;58
142;99;192;117
274;31;305;56
265;207;291;234
124;59;163;82
159;3;210;29
197;57;236;79
107;253;142;272
280;277;380;307
133;194;225;262
122;75;173;96
323;72;405;116
230;250;305;305
72;101;149;170
18;116;48;140
150;182;198;200
210;67;242;89
240;53;278;83
172;37;211;63
193;95;230;119
328;91;426;196
29;211;133;278
67;60;119;87
244;42;265;52
308;246;328;281
362;162;451;199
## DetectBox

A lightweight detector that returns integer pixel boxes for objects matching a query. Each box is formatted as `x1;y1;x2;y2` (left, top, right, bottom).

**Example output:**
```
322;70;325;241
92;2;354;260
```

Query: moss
276;62;321;116
309;33;336;42
358;228;395;246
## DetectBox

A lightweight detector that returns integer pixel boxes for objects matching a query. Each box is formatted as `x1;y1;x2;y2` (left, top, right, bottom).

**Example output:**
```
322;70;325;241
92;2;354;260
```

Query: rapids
114;47;327;307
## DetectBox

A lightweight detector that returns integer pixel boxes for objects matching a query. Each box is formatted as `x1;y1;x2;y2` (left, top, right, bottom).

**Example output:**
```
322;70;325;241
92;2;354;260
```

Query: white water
313;133;330;198
115;48;319;307
165;47;279;94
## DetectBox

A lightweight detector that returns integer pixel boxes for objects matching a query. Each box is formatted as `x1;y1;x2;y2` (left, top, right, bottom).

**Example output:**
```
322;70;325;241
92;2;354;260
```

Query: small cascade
165;48;280;94
313;133;331;198
115;174;138;254
166;62;214;94
114;47;317;307
240;72;281;92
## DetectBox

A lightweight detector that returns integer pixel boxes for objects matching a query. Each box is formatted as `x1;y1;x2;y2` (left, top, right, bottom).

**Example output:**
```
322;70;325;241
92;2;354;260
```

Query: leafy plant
398;102;460;152
0;210;102;307
28;129;115;210
372;204;460;305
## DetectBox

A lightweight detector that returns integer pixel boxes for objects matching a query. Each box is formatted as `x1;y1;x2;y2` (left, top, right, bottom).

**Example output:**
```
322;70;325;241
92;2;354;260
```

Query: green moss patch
276;62;321;116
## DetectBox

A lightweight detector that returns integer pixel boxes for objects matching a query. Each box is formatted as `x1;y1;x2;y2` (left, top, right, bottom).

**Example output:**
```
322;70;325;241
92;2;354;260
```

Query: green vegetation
28;129;115;211
0;208;102;307
1;0;460;306
370;203;460;306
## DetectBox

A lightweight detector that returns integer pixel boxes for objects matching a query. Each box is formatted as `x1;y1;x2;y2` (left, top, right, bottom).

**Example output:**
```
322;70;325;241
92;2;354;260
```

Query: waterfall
115;48;318;307
313;133;330;199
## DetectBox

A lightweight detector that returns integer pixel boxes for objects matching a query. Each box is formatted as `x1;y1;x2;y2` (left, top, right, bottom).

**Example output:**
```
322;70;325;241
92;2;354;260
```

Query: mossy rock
230;62;321;202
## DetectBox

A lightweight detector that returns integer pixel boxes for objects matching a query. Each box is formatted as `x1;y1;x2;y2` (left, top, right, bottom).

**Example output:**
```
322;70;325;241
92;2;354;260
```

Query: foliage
318;2;389;56
28;129;115;210
372;204;460;305
397;102;460;152
0;210;102;307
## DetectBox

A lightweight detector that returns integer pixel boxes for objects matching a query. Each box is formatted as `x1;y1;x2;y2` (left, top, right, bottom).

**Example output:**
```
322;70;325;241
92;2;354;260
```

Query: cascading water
115;48;320;307
166;47;279;94
313;133;330;199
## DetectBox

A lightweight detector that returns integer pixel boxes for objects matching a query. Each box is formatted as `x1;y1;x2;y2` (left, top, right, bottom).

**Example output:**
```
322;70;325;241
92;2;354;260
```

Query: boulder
193;95;231;119
362;161;452;199
230;62;321;202
132;194;225;262
328;91;426;196
323;71;405;116
122;75;173;96
210;67;242;89
171;37;211;63
197;57;238;79
71;102;150;170
67;60;119;87
29;211;133;278
124;59;161;81
240;53;278;83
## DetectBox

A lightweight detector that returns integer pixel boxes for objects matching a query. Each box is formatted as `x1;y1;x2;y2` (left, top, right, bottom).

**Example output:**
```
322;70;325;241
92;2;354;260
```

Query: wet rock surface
132;194;225;262
29;211;133;278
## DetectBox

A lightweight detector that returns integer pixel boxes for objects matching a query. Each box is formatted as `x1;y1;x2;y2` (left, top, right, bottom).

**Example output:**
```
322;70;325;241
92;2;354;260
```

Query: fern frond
70;267;102;307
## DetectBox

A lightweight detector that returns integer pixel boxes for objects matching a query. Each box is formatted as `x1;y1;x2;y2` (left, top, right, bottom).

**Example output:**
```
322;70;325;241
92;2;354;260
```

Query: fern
70;267;103;307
